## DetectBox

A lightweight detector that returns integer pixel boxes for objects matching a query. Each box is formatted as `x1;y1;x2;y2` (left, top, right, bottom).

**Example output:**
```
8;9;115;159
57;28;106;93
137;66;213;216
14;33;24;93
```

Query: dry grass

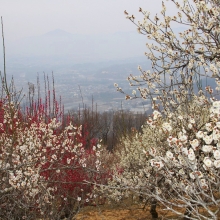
75;197;220;220
75;205;181;220
75;198;184;220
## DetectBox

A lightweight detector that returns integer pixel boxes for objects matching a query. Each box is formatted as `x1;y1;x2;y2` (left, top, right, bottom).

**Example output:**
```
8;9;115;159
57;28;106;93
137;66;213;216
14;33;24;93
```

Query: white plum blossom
210;106;219;114
152;110;162;120
203;135;213;145
216;122;220;128
167;136;177;147
190;139;199;150
189;118;195;124
194;171;203;178
150;159;164;169
210;101;220;114
162;122;172;132
214;160;220;168
166;151;173;159
132;90;136;95
178;115;183;120
205;123;213;131
213;101;220;108
181;147;188;156
51;154;57;160
212;129;220;140
203;157;213;168
178;168;185;175
178;133;188;143
189;172;195;179
19;145;27;151
202;145;213;153
188;123;193;129
196;131;204;139
214;150;220;160
188;148;196;161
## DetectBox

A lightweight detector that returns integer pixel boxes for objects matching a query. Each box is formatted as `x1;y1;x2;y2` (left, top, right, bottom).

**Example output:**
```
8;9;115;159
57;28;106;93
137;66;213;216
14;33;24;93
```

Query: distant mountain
6;29;148;65
42;29;73;38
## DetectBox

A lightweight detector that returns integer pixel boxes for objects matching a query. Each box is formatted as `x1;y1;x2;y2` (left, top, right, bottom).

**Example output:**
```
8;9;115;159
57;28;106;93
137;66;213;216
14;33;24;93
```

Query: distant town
0;29;154;113
4;56;152;113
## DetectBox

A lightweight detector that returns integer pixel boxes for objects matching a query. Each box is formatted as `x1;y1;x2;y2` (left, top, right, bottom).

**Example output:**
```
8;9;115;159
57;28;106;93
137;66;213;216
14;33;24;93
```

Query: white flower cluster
104;91;218;218
108;0;220;218
117;0;220;110
0;101;103;218
146;97;220;210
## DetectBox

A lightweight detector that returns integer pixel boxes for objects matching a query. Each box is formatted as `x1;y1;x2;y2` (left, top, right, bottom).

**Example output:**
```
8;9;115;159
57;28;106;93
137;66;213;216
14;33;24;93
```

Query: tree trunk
150;199;158;219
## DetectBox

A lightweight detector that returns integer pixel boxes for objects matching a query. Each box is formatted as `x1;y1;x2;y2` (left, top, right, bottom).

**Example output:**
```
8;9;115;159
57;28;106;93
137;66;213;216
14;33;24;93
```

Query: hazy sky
0;0;177;41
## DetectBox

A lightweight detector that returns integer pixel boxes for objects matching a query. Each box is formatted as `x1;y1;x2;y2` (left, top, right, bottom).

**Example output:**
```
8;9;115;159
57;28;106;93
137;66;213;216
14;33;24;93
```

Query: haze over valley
0;0;190;113
2;29;152;112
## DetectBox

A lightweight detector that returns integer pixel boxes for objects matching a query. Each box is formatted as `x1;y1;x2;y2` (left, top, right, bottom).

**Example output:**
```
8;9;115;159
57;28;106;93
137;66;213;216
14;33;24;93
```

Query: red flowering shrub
0;97;112;220
40;123;101;217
